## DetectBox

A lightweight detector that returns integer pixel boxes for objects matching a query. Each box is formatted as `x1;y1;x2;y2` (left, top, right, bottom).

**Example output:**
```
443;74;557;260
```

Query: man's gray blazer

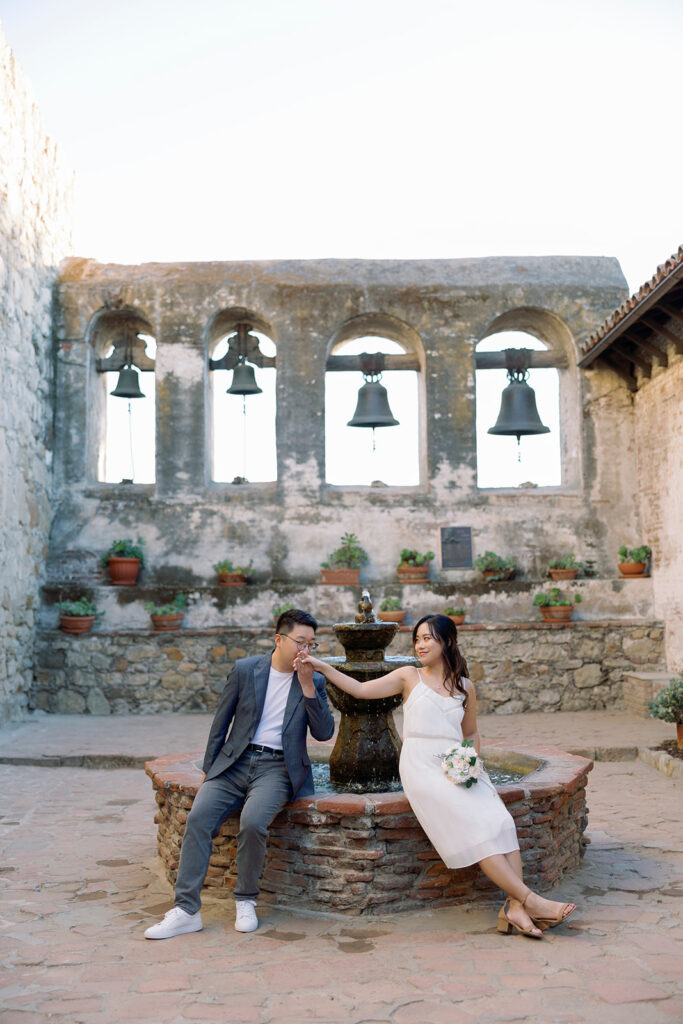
202;652;335;799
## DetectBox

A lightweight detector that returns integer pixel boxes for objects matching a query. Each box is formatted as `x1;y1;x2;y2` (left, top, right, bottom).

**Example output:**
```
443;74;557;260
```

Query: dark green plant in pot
618;544;651;564
56;597;103;619
321;532;369;569
548;553;583;571
532;588;582;608
399;549;435;567
144;593;188;616
380;596;403;611
101;538;145;567
474;551;516;580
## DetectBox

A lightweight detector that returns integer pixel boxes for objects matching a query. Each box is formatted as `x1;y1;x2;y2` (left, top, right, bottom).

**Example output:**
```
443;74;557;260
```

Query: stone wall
32;620;665;715
0;26;72;723
49;256;632;595
634;359;683;670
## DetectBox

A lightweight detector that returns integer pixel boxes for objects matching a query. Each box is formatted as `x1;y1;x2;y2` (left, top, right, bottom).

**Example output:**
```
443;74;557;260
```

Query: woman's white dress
399;673;520;869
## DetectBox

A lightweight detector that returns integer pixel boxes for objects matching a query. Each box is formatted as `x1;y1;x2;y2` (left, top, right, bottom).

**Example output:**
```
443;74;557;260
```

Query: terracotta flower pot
107;556;141;586
447;614;466;626
217;572;248;587
320;568;360;585
150;613;185;631
549;569;578;581
618;562;647;577
538;605;574;622
397;564;430;583
377;610;407;624
677;723;683;751
59;614;96;635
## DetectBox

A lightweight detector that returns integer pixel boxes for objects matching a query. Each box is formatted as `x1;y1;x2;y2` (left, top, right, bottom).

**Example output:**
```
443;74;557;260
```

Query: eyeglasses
281;634;319;652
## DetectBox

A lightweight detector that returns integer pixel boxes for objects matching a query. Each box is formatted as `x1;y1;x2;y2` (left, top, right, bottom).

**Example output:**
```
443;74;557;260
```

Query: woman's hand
294;651;325;674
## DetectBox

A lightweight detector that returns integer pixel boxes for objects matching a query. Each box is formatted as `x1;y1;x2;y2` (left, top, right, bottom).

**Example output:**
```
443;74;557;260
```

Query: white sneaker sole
144;918;203;939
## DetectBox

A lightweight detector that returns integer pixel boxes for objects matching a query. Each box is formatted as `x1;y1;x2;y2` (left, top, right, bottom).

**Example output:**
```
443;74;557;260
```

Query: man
144;609;334;938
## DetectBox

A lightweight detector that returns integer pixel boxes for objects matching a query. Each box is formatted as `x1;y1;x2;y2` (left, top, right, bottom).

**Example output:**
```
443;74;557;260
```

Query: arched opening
475;308;579;490
87;307;156;484
324;315;424;487
206;310;277;484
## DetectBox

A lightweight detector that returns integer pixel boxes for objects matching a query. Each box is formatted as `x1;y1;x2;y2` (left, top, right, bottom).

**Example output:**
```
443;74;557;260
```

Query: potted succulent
56;596;102;635
144;593;188;631
649;674;683;749
445;606;466;626
102;538;145;586
213;558;253;587
272;602;294;627
397;549;435;583
617;544;651;578
532;587;582;622
474;551;517;582
320;532;368;584
378;596;407;624
547;553;583;581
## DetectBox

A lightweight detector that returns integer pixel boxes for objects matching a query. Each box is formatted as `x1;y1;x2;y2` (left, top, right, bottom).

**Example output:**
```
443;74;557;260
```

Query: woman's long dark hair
412;614;469;706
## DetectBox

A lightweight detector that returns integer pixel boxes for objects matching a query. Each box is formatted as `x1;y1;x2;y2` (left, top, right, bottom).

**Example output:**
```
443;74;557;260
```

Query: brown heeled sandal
531;902;576;929
496;893;544;939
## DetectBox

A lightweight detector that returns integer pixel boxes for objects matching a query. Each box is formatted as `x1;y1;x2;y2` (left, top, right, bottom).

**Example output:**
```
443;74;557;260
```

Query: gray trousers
174;748;292;913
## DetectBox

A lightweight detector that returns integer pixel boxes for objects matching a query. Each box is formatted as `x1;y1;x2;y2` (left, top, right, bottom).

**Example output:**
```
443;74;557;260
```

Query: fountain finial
355;588;378;623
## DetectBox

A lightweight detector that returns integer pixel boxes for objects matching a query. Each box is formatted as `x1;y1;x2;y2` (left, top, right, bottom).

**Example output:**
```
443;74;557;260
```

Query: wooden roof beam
600;350;637;391
640;314;683;354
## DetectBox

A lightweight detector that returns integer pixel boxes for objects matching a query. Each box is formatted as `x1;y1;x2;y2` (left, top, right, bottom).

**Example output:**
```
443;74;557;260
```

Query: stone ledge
638;746;683;779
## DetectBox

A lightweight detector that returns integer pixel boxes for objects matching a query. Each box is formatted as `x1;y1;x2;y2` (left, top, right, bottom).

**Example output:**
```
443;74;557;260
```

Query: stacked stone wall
0;26;73;723
33;620;664;715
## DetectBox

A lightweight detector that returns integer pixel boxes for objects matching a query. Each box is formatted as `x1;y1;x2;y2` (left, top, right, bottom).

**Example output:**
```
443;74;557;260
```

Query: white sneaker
144;906;203;939
234;900;258;933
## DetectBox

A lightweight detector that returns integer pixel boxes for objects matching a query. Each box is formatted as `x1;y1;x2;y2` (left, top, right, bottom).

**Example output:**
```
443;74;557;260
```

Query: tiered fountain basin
146;743;593;914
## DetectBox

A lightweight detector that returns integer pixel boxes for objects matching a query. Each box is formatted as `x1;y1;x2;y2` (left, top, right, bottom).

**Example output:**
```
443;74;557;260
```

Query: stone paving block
587;978;673;1004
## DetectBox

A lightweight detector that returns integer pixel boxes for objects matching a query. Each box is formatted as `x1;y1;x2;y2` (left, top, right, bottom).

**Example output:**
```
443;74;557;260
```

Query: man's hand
294;652;316;698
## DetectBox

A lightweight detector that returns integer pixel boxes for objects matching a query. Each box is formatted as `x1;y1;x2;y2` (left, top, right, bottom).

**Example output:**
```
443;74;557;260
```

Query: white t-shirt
251;666;294;749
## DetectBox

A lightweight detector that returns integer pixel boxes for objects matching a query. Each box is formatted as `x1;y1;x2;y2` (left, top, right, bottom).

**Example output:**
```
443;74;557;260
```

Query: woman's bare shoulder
462;676;476;696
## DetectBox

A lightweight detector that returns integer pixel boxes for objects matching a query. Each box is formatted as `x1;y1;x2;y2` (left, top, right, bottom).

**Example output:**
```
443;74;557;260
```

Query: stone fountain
324;589;417;791
145;593;594;913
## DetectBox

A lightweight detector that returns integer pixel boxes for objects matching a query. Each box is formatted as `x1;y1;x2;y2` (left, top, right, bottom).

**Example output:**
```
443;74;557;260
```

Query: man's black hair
275;609;318;634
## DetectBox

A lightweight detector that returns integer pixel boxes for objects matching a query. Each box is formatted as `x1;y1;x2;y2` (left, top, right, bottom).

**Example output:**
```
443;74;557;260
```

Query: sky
3;0;681;487
3;0;681;293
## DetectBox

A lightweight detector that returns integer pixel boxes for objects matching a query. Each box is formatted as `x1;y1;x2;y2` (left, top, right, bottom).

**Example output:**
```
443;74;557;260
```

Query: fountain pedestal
325;620;417;792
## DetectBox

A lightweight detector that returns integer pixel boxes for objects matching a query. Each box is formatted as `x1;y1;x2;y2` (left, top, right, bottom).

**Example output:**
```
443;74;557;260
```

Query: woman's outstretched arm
295;652;408;700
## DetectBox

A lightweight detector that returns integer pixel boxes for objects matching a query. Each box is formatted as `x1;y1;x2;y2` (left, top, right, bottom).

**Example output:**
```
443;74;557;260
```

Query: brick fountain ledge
146;744;593;914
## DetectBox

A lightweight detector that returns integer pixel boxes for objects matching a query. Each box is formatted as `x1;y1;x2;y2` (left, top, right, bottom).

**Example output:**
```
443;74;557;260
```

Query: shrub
398;549;435;567
144;593;188;616
101;538;145;568
618;544;652;564
649;674;683;725
321;533;369;569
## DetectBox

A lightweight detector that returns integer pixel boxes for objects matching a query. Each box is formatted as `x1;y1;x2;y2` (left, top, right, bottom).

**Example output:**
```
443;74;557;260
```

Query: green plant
380;596;403;611
649;674;683;725
272;602;295;619
548;553;583;571
445;606;466;616
398;548;435;567
56;597;102;618
321;532;368;569
618;544;652;564
532;588;582;608
101;538;145;568
213;559;253;575
144;593;188;616
474;551;517;578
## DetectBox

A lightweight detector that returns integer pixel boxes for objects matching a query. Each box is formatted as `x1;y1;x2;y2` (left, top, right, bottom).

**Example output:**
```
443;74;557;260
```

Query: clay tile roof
580;244;683;360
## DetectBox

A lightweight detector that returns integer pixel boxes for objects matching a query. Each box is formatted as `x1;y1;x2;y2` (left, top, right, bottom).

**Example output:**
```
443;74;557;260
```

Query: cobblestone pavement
1;714;681;1023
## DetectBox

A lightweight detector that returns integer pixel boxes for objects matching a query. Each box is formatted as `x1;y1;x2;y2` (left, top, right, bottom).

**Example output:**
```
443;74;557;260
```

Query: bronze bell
488;348;549;442
226;361;262;396
347;380;399;428
110;367;145;399
488;378;549;441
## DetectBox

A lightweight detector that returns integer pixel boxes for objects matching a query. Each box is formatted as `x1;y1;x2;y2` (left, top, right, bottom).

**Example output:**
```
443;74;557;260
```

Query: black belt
247;743;284;756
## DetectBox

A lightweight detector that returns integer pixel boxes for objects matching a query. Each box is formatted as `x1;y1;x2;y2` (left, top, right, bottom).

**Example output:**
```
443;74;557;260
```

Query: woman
296;613;575;938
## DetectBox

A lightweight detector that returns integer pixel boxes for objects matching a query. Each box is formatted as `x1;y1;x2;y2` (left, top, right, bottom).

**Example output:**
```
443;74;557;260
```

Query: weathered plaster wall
50;256;632;598
633;358;683;670
0;27;72;723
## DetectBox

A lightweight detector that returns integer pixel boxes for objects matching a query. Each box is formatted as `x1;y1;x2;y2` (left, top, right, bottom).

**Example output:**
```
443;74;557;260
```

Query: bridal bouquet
434;739;481;787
